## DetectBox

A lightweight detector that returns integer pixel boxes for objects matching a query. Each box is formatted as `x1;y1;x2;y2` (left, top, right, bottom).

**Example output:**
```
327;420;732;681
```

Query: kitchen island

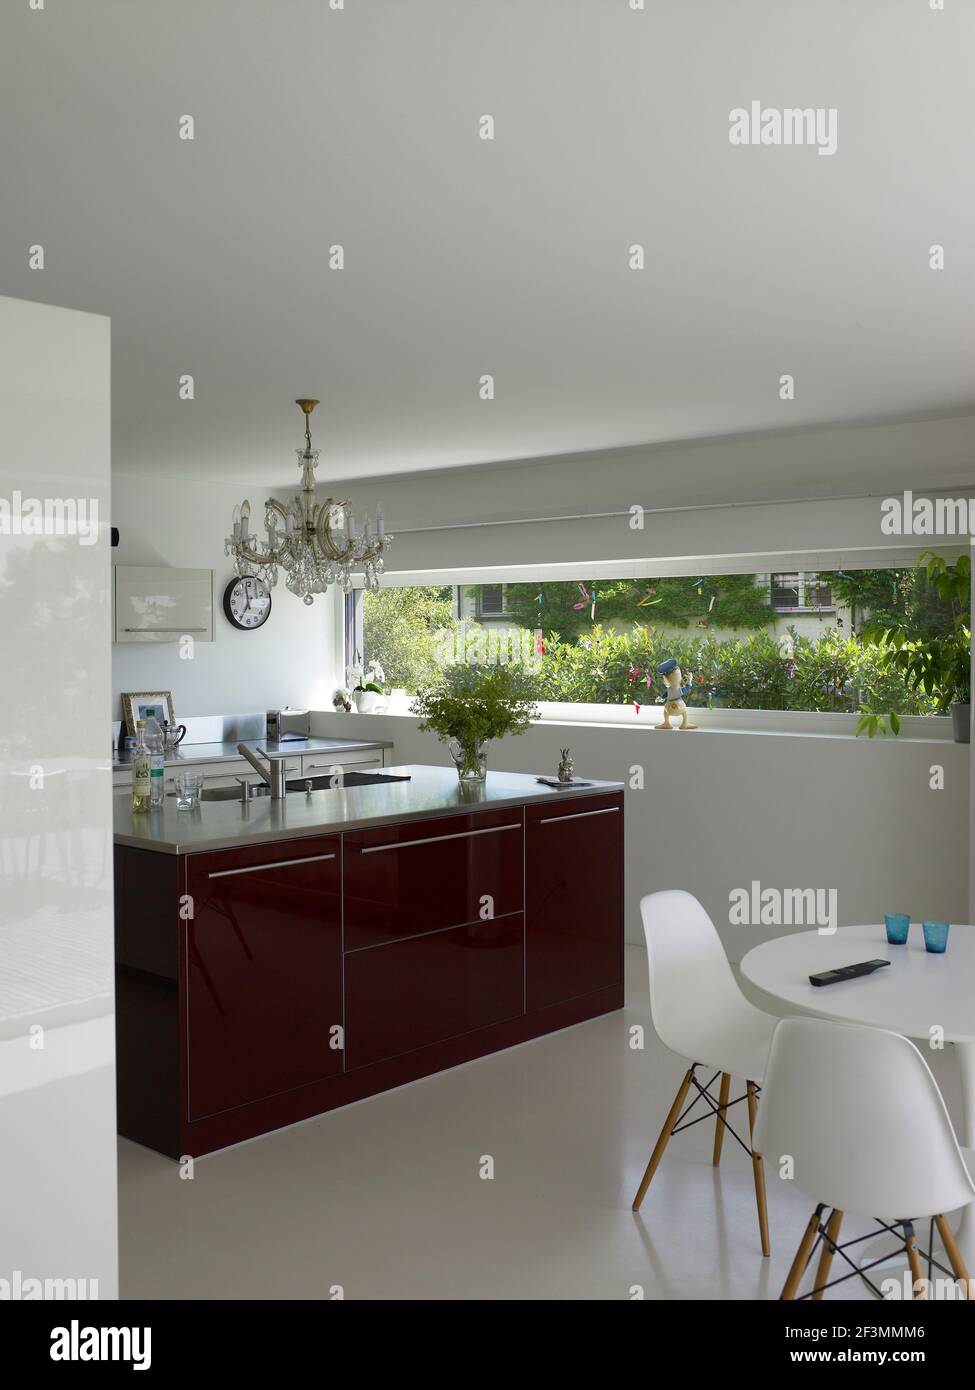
114;766;624;1157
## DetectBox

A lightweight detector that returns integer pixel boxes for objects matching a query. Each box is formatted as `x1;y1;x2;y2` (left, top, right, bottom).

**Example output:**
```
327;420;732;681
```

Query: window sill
351;698;959;745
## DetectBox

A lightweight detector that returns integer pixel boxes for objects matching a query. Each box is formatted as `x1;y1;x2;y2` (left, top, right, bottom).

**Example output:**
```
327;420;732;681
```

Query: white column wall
0;295;117;1299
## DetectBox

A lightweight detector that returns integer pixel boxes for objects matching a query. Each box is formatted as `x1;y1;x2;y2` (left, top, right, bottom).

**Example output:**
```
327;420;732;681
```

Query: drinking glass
175;770;203;810
922;920;949;954
884;913;910;945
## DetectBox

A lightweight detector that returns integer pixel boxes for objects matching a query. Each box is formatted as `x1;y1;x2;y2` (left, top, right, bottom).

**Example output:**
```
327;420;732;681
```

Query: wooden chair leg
712;1073;731;1166
745;1080;771;1257
631;1066;695;1211
811;1209;843;1299
780;1204;825;1300
903;1223;927;1299
934;1213;971;1296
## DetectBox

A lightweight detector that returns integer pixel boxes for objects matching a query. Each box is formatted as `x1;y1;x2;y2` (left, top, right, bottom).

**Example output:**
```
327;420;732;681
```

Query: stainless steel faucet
237;742;288;798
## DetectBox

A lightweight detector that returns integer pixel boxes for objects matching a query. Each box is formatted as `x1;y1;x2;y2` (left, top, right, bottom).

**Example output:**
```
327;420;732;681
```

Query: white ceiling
3;0;974;485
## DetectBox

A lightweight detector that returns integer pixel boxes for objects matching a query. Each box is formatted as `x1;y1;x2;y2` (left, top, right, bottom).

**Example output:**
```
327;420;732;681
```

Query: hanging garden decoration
636;587;661;608
572;583;597;620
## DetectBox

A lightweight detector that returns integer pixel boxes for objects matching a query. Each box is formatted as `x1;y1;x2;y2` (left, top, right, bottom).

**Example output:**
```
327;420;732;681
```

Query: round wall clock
223;575;272;630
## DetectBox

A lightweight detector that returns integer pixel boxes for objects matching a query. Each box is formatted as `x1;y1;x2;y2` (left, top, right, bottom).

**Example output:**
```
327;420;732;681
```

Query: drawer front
344;914;525;1069
343;809;524;951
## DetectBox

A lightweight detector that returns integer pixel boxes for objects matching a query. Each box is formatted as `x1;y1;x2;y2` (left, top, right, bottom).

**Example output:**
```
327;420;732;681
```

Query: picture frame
121;690;177;738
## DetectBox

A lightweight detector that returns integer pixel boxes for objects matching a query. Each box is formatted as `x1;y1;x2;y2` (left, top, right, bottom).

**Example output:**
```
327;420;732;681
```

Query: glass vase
449;740;487;784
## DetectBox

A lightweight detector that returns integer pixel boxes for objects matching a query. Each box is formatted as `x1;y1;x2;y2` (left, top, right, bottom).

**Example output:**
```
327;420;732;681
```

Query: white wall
312;710;969;959
111;476;337;719
0;295;117;1298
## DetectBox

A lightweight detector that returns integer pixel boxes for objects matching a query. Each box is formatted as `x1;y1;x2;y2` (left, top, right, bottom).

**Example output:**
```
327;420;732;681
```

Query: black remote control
809;959;891;987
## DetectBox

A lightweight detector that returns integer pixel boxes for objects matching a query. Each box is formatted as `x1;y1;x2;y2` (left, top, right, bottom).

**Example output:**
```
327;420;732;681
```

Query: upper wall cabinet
114;565;214;644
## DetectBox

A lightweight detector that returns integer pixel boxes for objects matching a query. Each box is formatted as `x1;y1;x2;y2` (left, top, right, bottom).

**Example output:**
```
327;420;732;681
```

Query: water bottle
131;721;151;813
144;715;166;808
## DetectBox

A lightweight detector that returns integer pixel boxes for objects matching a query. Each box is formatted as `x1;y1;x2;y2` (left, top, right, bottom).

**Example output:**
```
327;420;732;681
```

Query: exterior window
475;583;509;620
354;564;962;718
770;573;833;611
770;573;801;610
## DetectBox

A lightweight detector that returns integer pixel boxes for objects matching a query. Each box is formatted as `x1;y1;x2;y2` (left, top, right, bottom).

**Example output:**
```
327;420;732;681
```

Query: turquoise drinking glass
922;920;950;954
884;913;910;945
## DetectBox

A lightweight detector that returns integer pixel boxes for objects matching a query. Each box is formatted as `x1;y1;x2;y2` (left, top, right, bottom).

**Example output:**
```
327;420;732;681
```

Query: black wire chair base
670;1066;759;1161
794;1211;961;1300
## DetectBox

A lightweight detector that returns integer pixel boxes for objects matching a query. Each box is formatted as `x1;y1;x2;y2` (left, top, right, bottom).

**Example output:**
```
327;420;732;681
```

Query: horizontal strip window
355;555;968;725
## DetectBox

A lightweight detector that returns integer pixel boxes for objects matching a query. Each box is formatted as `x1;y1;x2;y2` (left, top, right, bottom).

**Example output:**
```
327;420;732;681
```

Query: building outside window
769;572;833;612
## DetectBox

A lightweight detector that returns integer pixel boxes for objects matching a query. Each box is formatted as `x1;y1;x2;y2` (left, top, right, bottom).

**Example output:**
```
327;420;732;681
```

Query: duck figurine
654;658;697;731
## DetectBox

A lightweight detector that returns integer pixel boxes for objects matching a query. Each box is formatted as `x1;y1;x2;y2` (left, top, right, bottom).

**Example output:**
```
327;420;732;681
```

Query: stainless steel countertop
113;735;393;771
113;764;623;855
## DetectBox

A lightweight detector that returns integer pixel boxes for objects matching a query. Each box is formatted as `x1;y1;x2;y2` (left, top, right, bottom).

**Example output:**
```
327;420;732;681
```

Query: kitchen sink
172;771;411;803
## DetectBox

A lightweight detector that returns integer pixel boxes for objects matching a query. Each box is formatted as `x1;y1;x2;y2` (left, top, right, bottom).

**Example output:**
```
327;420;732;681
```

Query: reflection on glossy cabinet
114;564;214;643
183;836;343;1120
343;809;523;950
525;793;624;1012
345;915;525;1069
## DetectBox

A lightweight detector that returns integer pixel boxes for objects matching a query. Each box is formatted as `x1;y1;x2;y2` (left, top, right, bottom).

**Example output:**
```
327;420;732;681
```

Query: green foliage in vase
410;664;539;752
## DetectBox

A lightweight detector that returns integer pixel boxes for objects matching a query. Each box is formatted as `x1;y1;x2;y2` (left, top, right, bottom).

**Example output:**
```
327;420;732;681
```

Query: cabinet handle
206;851;336;878
122;627;209;632
539;806;620;826
304;761;378;771
357;822;520;854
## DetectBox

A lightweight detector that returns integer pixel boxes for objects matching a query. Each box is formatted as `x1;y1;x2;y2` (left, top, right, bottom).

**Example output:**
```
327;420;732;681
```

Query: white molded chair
754;1016;975;1300
633;890;779;1255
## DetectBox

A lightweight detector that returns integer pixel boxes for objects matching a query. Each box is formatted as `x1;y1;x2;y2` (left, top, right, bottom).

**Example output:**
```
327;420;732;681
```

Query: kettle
162;721;187;755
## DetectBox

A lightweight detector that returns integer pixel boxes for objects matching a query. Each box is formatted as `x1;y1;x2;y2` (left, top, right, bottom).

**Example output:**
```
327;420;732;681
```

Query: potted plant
864;552;971;743
410;663;539;782
348;658;386;714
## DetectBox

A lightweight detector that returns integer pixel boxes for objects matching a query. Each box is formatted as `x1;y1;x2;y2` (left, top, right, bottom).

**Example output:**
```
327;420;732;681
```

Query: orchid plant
348;657;386;695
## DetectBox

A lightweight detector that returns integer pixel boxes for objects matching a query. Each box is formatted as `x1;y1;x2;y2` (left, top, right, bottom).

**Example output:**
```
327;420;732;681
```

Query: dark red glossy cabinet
114;789;623;1158
525;793;624;1011
345;916;525;1069
343;808;523;950
183;836;343;1120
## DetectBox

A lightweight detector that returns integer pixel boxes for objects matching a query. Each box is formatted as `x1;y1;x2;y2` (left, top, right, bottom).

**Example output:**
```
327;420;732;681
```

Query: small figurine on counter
654;658;697;731
332;687;353;713
557;748;575;783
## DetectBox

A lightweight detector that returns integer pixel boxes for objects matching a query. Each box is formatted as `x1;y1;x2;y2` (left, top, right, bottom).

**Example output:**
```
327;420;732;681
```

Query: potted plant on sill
410;663;539;783
863;551;971;744
348;658;386;714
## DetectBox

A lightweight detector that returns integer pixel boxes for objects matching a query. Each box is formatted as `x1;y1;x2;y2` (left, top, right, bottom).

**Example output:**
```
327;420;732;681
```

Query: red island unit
114;768;624;1157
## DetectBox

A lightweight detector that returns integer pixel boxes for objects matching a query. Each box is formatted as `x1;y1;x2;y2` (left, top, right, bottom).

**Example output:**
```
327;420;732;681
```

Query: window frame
344;587;364;677
347;550;966;735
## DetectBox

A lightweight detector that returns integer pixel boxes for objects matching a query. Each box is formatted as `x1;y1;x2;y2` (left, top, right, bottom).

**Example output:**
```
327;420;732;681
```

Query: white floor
118;945;964;1300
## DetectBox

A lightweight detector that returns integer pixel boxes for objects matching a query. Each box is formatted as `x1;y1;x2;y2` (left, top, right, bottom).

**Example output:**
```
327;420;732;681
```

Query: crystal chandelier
225;398;392;605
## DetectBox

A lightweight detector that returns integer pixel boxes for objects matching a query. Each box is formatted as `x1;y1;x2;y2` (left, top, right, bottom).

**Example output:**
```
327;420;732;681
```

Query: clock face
223;576;272;630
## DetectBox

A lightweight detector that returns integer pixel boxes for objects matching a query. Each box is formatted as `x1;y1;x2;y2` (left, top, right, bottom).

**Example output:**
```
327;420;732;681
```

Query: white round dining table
740;922;975;1266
